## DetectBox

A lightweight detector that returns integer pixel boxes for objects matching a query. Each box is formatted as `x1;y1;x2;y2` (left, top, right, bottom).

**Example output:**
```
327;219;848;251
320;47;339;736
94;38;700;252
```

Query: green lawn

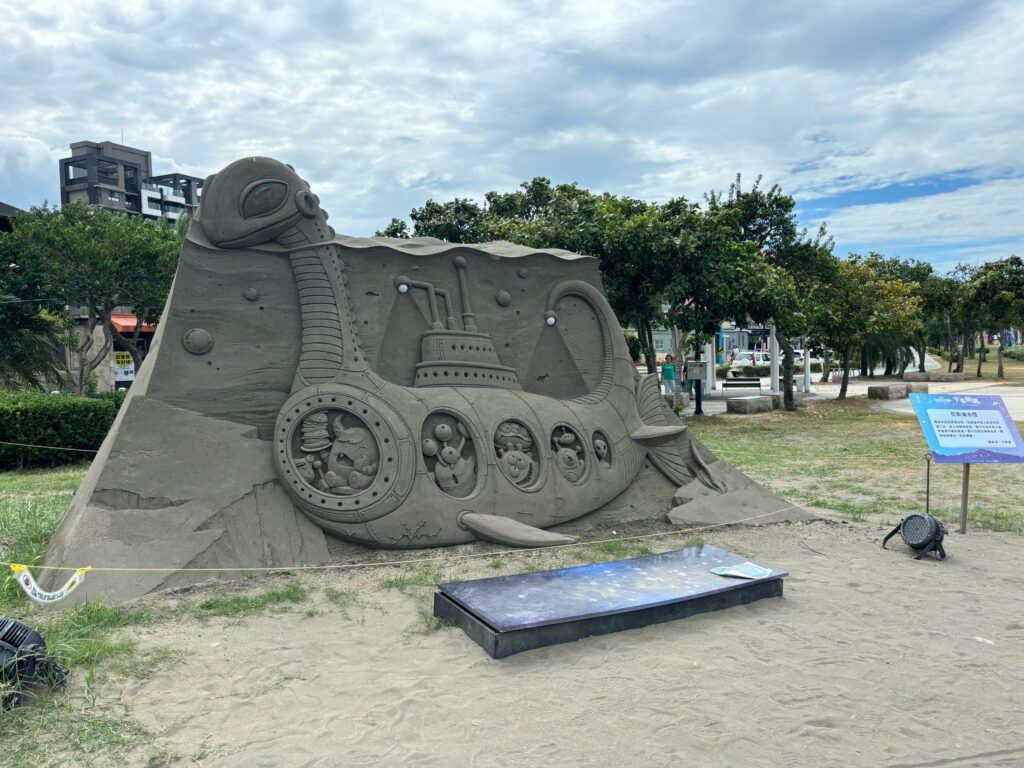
687;397;1024;533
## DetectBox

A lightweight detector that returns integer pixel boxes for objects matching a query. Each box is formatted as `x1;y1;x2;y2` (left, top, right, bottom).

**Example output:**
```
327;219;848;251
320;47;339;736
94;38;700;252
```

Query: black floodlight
0;616;50;709
882;514;948;560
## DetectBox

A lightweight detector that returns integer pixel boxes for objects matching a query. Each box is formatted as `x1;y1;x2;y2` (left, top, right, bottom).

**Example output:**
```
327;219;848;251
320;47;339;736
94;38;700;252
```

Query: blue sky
1;0;1022;274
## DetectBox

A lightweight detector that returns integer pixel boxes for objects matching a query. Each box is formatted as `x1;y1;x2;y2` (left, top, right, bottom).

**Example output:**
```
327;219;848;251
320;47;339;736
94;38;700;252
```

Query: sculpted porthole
592;430;612;469
422;412;479;498
494;419;542;490
551;425;587;483
293;410;379;495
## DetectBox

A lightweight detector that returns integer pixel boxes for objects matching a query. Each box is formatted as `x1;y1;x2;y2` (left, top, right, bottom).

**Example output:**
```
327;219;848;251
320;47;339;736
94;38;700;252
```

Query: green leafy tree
400;179;674;373
711;175;836;409
964;255;1024;378
375;217;411;238
8;202;181;393
813;256;921;398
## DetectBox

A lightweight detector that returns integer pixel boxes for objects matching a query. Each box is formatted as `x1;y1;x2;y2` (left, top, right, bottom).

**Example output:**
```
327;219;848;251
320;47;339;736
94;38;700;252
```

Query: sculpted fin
457;512;579;548
632;373;722;488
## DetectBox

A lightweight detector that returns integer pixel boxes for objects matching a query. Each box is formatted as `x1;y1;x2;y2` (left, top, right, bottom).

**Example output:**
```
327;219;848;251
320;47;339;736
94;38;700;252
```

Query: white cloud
0;0;1020;264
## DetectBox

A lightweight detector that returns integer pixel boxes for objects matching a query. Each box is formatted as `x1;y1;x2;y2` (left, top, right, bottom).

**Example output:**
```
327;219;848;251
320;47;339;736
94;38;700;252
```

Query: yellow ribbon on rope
9;564;92;603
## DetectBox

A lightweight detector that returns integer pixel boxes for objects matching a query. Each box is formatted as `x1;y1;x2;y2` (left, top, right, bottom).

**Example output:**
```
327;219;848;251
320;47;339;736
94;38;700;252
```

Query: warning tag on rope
9;564;91;603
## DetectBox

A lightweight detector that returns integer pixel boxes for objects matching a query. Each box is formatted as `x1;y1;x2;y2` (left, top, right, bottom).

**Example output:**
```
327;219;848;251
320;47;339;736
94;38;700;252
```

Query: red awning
111;313;157;333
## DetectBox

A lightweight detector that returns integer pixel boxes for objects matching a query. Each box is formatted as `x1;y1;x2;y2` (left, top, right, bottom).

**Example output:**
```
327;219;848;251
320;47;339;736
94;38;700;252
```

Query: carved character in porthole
494;420;538;488
551;426;586;483
293;410;380;495
422;415;477;498
592;430;612;469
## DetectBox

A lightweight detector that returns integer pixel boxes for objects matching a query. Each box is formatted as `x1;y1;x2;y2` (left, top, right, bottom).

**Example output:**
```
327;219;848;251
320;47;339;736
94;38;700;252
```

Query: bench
722;377;762;397
726;395;773;414
829;367;860;380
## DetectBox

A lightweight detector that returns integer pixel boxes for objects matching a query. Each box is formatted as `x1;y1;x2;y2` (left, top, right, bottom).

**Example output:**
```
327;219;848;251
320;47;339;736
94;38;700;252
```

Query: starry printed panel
439;545;787;632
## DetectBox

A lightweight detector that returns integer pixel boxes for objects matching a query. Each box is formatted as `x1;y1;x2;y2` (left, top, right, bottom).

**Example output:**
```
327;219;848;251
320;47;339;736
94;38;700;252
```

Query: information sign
113;351;135;384
909;393;1024;464
685;361;707;381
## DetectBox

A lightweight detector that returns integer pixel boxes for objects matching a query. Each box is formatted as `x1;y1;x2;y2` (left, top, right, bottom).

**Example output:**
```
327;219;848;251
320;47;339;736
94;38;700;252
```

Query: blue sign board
910;393;1024;464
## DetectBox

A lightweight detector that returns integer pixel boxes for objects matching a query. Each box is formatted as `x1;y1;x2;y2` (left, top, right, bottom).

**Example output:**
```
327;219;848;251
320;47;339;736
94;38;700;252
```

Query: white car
728;351;772;376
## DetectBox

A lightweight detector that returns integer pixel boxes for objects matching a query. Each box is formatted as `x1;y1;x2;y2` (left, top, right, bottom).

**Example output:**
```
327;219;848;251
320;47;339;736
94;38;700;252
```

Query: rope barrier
2;507;804;576
0;440;99;453
0;438;936;462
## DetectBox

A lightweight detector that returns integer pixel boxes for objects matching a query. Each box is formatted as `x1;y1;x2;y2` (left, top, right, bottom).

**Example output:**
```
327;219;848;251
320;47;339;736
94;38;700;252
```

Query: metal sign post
959;464;970;535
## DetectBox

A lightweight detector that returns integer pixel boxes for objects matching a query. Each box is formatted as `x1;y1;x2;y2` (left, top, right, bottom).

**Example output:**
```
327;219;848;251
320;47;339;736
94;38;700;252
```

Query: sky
1;0;1022;273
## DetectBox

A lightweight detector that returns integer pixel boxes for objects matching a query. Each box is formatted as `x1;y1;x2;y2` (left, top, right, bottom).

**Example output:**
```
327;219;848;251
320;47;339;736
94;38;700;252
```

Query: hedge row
0;390;126;470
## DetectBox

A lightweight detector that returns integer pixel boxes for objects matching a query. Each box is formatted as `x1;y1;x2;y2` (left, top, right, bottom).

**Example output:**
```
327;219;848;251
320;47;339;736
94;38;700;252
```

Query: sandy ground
105;515;1024;768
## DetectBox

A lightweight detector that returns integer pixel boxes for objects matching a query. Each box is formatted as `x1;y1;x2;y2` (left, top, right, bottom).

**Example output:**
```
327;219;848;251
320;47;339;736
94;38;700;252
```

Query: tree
812;256;922;399
375;218;411;238
711;175;836;410
8;203;181;392
965;256;1024;378
399;179;675;373
0;293;64;389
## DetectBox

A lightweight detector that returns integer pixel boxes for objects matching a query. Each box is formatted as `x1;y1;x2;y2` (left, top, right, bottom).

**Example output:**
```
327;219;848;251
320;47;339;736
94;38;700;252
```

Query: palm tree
0;294;63;390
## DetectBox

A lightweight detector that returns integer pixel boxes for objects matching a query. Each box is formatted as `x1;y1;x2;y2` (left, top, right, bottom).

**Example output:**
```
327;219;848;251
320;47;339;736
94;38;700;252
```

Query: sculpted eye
240;180;288;219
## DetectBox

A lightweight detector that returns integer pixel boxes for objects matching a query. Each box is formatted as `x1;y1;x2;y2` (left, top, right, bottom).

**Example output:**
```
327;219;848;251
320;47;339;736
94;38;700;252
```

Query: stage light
882;513;948;560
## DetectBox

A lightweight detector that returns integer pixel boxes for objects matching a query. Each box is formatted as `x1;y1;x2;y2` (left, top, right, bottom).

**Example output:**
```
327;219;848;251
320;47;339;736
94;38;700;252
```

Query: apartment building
58;140;203;226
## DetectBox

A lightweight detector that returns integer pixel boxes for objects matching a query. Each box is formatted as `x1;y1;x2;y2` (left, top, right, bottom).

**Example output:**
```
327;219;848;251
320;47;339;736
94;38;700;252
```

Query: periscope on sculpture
186;156;686;547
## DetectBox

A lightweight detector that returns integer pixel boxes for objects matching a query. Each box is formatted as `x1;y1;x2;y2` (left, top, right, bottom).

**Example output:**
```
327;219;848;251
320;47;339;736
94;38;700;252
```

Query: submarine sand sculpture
43;157;794;603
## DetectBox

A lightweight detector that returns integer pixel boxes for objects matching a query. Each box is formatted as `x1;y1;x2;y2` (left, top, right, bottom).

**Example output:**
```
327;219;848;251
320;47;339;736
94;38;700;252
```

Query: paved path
676;354;1023;418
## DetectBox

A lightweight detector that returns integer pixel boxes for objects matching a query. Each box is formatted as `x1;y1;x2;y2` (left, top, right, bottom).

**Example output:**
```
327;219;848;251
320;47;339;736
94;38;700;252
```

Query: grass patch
488;558;506;569
191;582;308;619
0;462;90;496
571;538;652;563
0;495;73;612
379;563;446;591
687;397;1024;533
414;608;454;633
324;586;359;618
0;703;151;768
107;646;183;680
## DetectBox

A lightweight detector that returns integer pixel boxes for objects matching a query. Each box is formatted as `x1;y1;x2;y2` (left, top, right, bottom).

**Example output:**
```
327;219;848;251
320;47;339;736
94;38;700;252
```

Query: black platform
434;545;787;658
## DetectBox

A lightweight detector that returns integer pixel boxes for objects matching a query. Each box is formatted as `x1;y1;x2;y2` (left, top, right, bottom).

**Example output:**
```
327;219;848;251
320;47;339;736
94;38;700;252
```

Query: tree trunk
779;335;796;411
838;348;852;399
976;342;984;378
639;316;657;375
997;343;1004;378
820;348;832;383
883;355;894;377
956;332;966;373
74;305;112;395
944;315;953;371
860;346;869;377
645;319;657;375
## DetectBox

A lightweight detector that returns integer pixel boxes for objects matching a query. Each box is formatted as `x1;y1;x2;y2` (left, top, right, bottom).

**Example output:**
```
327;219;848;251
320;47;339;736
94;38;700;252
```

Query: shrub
0;391;122;470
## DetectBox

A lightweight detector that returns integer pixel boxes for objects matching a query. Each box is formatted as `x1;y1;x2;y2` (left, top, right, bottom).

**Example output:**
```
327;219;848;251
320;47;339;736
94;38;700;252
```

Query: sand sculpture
43;157;795;603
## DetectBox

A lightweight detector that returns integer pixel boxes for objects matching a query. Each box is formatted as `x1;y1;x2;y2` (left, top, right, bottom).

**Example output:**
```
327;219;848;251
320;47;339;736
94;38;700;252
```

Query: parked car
728;350;773;377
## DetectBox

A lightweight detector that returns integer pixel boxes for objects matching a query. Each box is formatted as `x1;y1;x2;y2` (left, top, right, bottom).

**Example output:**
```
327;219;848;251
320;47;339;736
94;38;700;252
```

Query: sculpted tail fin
631;375;726;492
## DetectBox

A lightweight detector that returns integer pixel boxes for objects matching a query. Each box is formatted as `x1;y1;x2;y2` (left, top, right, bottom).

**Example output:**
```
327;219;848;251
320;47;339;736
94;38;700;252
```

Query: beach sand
99;514;1024;767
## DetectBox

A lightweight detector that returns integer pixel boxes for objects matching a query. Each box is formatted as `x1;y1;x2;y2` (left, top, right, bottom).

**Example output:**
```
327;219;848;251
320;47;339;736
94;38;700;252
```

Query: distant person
661;354;676;395
683;354;695;395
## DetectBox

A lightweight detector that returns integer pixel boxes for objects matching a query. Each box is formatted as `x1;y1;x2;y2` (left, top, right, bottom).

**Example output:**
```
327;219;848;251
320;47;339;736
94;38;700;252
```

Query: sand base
101;514;1024;767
